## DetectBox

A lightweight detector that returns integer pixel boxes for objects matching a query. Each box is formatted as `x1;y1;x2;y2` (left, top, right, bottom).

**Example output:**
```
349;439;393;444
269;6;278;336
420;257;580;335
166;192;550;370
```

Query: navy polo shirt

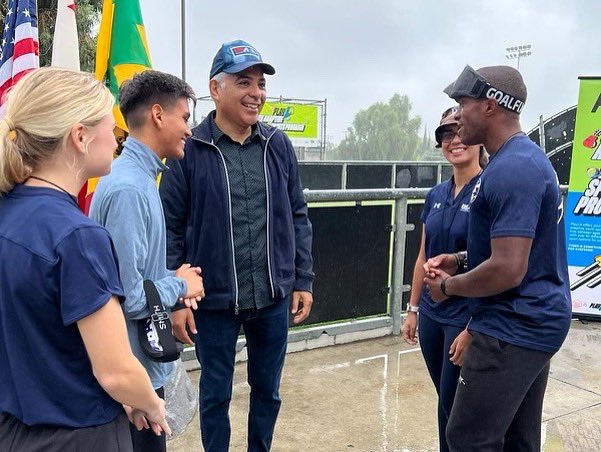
467;134;572;353
0;185;125;427
420;175;479;327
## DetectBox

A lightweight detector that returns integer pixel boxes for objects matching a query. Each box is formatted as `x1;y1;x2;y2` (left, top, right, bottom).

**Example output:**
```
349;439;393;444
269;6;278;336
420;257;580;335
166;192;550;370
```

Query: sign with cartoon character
565;77;601;318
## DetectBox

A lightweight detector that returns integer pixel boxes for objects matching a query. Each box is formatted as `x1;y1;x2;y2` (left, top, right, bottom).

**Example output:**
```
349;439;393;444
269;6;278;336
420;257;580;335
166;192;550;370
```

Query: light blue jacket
90;137;186;389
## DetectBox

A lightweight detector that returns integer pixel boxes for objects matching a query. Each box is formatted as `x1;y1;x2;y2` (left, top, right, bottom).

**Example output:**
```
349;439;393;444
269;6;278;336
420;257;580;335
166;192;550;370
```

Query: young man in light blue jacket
89;70;204;452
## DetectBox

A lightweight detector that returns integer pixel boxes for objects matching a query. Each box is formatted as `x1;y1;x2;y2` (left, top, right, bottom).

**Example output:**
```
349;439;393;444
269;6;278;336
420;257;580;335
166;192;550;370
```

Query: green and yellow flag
79;0;152;213
95;0;152;131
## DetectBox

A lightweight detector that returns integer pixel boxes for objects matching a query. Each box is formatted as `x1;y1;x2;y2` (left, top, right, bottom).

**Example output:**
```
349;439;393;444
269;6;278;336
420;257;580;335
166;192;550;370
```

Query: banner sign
259;102;319;139
564;77;601;317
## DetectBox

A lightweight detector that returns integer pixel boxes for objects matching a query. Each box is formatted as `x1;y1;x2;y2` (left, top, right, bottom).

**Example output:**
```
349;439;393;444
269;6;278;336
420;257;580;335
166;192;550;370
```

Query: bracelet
406;304;419;313
458;251;468;271
440;277;450;297
453;251;468;273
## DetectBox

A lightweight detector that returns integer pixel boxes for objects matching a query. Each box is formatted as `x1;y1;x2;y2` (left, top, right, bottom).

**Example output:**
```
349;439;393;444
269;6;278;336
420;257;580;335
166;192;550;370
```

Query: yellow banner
259;102;319;139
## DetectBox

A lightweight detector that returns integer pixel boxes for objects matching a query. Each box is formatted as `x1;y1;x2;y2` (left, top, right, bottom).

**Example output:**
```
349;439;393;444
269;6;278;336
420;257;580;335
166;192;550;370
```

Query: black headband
479;84;525;114
444;65;526;114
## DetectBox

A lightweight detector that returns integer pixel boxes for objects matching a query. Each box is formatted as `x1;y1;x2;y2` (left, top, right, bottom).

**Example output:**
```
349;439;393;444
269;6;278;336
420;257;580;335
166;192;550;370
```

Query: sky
141;0;601;145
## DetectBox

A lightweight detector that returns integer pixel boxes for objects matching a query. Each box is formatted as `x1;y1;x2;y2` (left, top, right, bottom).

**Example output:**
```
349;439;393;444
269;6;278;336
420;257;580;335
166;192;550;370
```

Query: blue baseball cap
209;40;276;79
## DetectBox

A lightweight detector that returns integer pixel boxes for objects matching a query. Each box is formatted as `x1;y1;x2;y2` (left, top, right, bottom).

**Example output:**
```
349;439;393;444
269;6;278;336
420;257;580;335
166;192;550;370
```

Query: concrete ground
168;320;601;452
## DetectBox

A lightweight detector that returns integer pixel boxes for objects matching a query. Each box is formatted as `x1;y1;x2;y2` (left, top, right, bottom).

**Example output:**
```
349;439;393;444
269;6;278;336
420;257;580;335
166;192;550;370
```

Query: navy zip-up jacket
159;113;314;311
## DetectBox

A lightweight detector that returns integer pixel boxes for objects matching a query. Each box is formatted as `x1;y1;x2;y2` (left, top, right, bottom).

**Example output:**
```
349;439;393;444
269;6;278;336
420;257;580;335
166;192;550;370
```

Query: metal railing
304;188;427;338
299;161;451;190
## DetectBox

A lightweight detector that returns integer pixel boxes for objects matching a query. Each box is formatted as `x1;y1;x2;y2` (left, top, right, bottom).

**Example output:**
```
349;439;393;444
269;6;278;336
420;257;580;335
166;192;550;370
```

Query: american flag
0;0;39;105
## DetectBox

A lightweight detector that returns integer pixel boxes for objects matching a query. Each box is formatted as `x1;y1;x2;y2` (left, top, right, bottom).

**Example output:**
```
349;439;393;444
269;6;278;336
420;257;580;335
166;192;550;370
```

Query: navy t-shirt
0;185;125;427
467;134;572;353
419;175;479;327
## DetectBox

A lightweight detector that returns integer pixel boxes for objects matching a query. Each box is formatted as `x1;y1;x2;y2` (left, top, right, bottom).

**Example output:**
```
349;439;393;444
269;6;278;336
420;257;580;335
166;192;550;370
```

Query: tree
1;0;102;73
415;125;440;161
329;94;423;161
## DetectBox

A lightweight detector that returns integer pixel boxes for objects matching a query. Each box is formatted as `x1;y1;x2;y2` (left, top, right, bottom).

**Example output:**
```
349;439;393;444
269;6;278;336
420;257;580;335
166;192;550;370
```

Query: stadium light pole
505;44;532;70
181;0;186;82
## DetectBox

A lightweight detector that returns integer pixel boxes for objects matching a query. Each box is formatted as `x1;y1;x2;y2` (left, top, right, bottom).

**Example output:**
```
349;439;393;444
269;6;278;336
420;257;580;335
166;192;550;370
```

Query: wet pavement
168;319;601;451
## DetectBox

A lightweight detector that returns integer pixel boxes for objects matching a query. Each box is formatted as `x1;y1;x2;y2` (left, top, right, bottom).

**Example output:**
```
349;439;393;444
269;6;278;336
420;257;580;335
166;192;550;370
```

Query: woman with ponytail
0;67;170;451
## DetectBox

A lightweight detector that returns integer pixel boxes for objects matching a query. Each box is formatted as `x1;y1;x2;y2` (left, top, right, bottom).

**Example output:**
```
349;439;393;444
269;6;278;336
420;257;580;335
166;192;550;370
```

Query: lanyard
439;181;459;252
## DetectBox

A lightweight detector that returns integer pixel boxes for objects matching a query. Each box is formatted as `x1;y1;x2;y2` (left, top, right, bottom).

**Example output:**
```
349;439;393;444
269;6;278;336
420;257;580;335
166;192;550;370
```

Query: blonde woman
0;68;170;451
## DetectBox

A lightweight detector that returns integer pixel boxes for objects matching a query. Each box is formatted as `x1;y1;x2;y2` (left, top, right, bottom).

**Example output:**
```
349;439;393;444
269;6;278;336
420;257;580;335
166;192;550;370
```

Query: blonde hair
0;67;114;194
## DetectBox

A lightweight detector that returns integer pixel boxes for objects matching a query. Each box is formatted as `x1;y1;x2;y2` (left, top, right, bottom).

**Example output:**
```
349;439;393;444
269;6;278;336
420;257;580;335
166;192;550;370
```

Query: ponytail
479;146;489;169
0;118;31;194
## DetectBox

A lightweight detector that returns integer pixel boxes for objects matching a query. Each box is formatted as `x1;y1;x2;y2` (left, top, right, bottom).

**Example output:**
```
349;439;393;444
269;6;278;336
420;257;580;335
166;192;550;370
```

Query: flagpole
181;0;186;82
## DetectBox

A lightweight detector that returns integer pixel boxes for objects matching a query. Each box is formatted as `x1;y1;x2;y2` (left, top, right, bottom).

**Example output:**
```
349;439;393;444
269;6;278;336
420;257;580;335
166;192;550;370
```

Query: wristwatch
454;251;468;272
406;304;419;313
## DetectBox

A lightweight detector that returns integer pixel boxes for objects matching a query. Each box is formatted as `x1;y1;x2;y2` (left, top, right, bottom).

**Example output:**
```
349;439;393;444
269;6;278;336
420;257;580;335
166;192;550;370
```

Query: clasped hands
175;263;205;309
422;253;458;302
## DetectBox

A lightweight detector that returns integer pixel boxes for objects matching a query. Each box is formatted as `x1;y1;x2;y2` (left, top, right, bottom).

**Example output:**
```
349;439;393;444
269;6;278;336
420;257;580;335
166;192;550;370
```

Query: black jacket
159;113;314;311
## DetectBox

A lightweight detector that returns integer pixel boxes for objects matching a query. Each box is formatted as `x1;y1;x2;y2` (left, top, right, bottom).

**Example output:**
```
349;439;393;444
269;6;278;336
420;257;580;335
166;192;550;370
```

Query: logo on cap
442;106;459;120
230;45;259;57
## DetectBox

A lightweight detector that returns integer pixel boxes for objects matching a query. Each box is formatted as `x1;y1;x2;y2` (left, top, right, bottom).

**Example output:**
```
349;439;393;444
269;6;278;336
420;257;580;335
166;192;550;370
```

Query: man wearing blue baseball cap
160;40;314;452
424;65;571;451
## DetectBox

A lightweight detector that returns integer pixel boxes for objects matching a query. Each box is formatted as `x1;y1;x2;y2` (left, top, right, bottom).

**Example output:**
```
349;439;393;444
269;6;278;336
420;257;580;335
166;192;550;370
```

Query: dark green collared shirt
210;114;271;310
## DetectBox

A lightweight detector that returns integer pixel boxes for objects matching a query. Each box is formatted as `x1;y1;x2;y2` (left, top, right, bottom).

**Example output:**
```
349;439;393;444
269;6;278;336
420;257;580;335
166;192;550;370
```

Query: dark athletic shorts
0;411;132;452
